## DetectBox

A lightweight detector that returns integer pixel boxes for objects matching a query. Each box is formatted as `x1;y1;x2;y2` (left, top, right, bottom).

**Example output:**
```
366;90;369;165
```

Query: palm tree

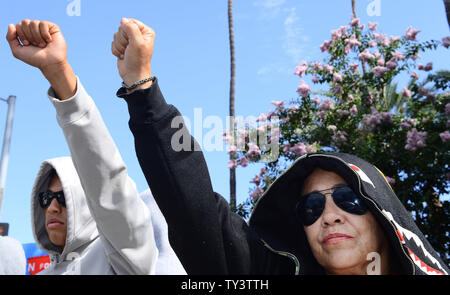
352;0;357;18
228;0;237;211
444;0;450;28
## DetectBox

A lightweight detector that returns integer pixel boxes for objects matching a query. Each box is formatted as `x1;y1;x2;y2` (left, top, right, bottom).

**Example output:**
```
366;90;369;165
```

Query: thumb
6;24;22;57
121;18;143;45
6;24;20;47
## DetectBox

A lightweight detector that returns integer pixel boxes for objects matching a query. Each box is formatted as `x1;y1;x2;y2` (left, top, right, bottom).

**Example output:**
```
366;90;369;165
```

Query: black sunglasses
38;190;66;209
295;185;368;226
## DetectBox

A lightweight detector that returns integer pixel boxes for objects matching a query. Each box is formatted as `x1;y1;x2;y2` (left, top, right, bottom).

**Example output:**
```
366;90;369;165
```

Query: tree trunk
228;0;236;211
352;0;357;18
445;0;450;28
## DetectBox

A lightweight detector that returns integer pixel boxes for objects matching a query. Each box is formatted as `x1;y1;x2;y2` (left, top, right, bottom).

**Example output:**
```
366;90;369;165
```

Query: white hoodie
29;77;181;274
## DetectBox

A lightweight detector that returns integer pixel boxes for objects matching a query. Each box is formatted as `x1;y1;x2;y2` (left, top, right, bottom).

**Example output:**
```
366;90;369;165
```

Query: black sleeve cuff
116;77;172;123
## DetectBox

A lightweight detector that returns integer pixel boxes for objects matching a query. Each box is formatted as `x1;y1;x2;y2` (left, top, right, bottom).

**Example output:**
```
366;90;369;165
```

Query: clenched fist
111;18;155;91
6;20;76;100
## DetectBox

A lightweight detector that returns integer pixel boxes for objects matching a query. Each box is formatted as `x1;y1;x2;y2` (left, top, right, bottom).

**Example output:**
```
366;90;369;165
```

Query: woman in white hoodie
7;19;185;275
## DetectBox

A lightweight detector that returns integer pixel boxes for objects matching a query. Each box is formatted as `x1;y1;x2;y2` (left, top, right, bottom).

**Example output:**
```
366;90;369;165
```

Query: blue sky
0;0;449;244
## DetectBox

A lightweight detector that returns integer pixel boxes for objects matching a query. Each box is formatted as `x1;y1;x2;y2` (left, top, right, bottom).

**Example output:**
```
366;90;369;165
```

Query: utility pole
0;95;17;218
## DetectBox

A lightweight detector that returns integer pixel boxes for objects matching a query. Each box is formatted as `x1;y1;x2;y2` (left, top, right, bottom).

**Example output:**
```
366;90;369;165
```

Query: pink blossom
257;113;268;122
317;111;327;120
290;142;308;156
271;100;285;110
312;76;319;84
323;64;334;74
406;27;420;41
227;145;238;154
381;112;393;123
410;71;419;79
311;96;320;105
296;80;310;97
373;33;390;46
424;62;433;71
339;26;350;36
350;104;358;115
331;29;342;40
368;41;377;47
345;34;362;48
260;167;267;176
390;36;401;42
283;144;290;152
350;17;360;27
405;128;427;151
392;51;405;61
337;109;350;117
386;59;398;70
411;53;421;60
377;58;385;66
228;159;238;169
239;157;249;167
442;36;450;48
250;187;263;201
327;125;337;132
311;62;323;71
319;98;335;111
246;143;261;158
445;103;450;116
267;110;276;120
334;85;344;95
400;122;411;130
320;40;332;52
360;24;365;31
348;94;355;102
344;44;352;54
372;66;390;77
402;87;412;98
441;131;450;143
332;130;348;144
294;61;308;77
289;104;299;112
333;72;343;83
368;22;378;31
362;108;382;131
358;49;375;62
349;63;359;72
250;175;261;185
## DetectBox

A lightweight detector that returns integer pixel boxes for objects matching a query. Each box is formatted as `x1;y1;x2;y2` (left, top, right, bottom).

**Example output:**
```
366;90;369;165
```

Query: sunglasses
295;185;368;226
38;190;66;209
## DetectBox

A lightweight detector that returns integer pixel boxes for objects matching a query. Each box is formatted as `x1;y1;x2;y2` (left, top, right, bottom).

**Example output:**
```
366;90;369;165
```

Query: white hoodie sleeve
48;77;158;275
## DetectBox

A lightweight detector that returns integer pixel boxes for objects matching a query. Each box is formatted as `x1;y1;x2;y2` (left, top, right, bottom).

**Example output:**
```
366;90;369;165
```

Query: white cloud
283;7;309;63
253;0;286;9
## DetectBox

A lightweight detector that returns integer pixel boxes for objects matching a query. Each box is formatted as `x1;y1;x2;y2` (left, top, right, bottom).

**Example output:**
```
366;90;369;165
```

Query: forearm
49;78;158;274
41;61;77;101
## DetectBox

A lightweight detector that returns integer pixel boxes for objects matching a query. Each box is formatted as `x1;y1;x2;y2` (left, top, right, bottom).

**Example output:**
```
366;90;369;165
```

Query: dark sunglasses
38;190;66;209
295;185;368;226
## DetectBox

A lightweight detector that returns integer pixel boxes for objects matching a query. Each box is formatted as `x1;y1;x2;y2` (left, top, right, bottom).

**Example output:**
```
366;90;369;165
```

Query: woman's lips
322;233;353;245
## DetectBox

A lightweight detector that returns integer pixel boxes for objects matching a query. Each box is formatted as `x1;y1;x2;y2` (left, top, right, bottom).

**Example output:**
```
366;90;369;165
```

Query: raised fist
6;20;68;73
111;18;155;88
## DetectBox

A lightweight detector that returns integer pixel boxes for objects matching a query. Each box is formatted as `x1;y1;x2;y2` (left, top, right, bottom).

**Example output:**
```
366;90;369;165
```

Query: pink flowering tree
226;18;450;264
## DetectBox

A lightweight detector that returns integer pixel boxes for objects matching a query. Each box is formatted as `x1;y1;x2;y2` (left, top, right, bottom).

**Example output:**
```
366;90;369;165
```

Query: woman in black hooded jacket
113;18;449;275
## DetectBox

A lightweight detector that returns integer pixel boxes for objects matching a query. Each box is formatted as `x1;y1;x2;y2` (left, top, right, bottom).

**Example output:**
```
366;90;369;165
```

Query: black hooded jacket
118;78;449;275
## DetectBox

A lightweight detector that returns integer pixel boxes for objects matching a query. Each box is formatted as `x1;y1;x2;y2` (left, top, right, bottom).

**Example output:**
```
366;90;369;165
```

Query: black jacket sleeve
117;79;263;274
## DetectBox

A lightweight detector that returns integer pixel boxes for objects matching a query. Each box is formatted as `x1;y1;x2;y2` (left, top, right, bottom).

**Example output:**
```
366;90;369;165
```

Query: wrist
122;71;153;93
41;61;77;100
